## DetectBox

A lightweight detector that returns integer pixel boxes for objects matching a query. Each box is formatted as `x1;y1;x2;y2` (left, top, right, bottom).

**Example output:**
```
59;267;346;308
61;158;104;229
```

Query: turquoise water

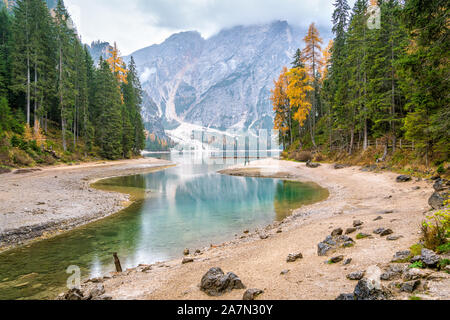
0;152;327;300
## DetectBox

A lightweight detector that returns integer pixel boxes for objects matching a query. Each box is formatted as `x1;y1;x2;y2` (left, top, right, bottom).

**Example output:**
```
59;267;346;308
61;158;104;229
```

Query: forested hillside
272;0;448;172
0;0;146;169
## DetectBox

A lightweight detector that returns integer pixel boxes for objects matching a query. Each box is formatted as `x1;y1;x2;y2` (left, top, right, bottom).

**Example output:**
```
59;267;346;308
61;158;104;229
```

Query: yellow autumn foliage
286;67;313;127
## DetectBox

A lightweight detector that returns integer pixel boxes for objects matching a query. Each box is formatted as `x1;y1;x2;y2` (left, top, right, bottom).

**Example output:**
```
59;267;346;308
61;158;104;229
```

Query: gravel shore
0;158;174;252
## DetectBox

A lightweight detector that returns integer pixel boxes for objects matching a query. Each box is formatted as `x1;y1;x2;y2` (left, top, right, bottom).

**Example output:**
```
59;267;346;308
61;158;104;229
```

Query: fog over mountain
124;21;307;145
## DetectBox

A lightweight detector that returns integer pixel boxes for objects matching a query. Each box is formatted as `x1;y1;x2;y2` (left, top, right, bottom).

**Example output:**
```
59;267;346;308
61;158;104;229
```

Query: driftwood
113;253;122;272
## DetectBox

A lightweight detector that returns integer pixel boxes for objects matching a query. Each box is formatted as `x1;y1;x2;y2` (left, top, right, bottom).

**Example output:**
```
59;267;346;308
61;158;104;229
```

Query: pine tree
400;0;449;163
54;0;76;151
122;56;145;156
0;6;11;97
93;60;123;159
10;0;33;125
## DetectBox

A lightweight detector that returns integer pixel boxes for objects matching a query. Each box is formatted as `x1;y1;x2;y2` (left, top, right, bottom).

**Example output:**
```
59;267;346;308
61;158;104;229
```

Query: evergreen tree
0;6;11;97
400;0;449;163
122;56;145;156
93;60;123;159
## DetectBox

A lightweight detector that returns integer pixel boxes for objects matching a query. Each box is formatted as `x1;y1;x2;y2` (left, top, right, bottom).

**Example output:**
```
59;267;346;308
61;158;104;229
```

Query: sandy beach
82;159;448;300
0;158;174;252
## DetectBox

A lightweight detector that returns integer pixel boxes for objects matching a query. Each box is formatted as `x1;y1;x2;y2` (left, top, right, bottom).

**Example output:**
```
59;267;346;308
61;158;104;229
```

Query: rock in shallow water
200;268;246;296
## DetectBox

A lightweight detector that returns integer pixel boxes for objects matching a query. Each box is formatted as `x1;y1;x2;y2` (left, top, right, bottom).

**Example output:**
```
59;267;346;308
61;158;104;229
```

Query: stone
420;248;440;268
287;253;303;263
65;288;83;300
387;235;402;241
345;227;357;234
86;284;105;299
391;250;411;262
396;175;411;183
323;235;337;246
334;164;347;170
336;235;354;243
277;228;283;233
380;229;394;237
182;258;194;264
195;249;202;254
356;233;371;240
200;268;246;296
259;233;269;240
329;255;344;264
243;289;264;300
306;160;321;168
243;230;250;234
92;295;113;301
353;220;363;227
373;228;386;235
347;271;365;281
336;293;355;300
183;248;190;256
373;216;383;221
344;258;352;265
403;268;430;281
428;192;445;210
331;228;343;237
318;242;333;256
400;280;420;293
280;270;290;275
342;241;354;248
353;278;389;300
381;264;408;281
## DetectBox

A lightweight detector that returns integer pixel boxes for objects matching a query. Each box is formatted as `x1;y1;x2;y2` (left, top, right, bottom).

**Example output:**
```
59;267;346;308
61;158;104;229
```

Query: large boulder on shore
428;192;446;209
353;278;390;300
420;248;440;268
200;267;246;296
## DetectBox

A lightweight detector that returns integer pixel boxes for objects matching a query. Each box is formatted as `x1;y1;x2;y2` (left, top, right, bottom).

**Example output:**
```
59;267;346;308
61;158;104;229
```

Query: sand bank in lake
0;158;174;252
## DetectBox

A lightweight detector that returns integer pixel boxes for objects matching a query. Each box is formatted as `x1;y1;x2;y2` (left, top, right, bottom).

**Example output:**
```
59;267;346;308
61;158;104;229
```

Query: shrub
421;200;450;251
437;164;446;175
11;149;34;166
314;153;324;162
291;151;313;162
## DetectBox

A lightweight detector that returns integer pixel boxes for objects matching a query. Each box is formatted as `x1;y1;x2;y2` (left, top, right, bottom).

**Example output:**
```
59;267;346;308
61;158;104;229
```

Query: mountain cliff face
128;21;304;144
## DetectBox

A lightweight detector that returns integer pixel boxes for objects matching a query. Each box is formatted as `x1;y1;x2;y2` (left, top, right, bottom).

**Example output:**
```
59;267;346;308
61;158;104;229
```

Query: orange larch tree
302;22;323;147
106;42;128;84
286;66;313;149
271;67;291;147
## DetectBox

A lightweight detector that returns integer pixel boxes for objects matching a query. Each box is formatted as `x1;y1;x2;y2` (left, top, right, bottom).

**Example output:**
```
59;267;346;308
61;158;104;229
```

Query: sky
65;0;357;55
